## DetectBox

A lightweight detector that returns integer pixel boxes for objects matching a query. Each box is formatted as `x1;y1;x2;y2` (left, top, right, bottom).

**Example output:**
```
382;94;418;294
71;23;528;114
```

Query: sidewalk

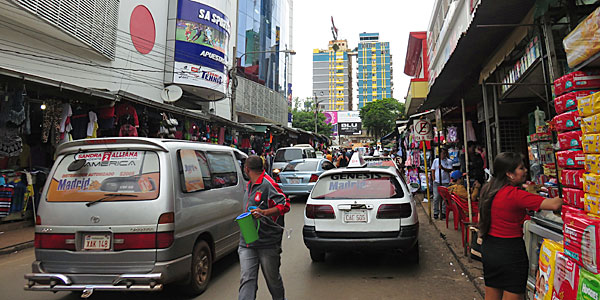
415;192;485;298
0;221;34;255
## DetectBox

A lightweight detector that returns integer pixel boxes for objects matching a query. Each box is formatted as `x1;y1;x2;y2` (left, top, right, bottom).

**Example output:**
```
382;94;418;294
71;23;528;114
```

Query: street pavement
0;196;482;300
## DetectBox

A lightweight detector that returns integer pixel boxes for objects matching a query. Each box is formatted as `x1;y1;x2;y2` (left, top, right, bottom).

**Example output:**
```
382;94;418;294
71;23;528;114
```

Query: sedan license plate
289;178;300;184
83;234;111;250
344;211;367;223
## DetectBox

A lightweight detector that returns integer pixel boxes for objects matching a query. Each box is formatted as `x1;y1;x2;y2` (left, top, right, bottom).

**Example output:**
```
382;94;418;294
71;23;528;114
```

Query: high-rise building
357;32;393;109
312;40;353;111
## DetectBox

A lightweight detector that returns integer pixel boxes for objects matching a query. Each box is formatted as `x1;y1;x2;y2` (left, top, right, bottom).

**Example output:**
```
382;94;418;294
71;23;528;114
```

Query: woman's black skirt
481;235;528;294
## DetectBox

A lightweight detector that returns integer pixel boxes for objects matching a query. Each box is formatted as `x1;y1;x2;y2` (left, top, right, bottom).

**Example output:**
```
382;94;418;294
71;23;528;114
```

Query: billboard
173;0;231;98
337;111;362;135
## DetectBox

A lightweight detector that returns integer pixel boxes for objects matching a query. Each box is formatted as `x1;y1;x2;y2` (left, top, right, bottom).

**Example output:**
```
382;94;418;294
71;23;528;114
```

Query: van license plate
344;211;367;223
84;234;111;250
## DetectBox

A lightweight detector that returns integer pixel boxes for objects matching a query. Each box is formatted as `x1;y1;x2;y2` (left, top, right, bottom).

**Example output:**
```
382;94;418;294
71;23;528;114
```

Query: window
283;160;319;172
206;152;239;188
179;150;211;193
322;161;336;170
311;173;404;199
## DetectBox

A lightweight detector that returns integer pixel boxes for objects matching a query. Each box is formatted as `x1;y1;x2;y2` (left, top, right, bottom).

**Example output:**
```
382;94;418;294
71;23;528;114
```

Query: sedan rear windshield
311;172;404;199
274;149;302;162
283;160;319;172
47;150;160;202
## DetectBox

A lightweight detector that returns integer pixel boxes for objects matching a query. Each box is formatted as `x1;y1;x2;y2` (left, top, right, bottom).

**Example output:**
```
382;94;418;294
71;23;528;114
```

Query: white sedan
302;153;419;263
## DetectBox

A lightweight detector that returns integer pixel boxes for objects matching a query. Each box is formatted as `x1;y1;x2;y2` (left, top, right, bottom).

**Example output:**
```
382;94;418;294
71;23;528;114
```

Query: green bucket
235;212;260;243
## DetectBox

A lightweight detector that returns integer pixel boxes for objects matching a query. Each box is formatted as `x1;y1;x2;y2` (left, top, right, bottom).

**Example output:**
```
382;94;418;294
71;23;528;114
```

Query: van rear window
47;151;160;202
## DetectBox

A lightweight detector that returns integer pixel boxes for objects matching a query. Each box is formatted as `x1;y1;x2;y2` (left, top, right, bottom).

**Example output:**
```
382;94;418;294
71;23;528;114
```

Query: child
448;170;480;202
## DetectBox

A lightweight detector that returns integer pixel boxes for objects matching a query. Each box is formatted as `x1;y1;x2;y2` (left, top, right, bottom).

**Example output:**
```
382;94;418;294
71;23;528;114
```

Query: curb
417;200;485;299
0;240;34;256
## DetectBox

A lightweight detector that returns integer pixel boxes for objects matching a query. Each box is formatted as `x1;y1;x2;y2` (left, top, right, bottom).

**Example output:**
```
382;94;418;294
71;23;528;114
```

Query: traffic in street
1;196;480;300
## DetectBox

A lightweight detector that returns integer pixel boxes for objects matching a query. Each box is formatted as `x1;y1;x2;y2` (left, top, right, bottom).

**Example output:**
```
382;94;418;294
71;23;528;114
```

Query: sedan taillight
35;233;76;250
376;203;412;219
309;174;319;182
306;204;335;219
274;174;281;183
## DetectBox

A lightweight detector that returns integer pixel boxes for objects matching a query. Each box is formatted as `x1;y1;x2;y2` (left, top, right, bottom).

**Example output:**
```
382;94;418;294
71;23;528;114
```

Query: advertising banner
339;122;362;135
174;0;231;95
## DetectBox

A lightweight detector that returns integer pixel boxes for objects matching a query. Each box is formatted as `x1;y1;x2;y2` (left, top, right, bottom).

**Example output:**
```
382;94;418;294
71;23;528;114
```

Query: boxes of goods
544;164;558;177
578;269;600;300
582;113;600;134
553;252;580;300
563;210;600;273
584;173;600;194
561;169;585;189
548;186;560;198
564;187;585;209
536;239;563;300
553;110;582;132
563;6;600;68
586;154;600;174
559;130;583;150
556;90;599;114
557;150;586;169
579;92;600;117
583;134;600;153
585;194;600;215
554;71;600;96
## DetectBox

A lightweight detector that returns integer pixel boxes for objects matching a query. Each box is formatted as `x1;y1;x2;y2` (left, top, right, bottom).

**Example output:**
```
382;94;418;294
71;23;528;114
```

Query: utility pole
314;92;318;133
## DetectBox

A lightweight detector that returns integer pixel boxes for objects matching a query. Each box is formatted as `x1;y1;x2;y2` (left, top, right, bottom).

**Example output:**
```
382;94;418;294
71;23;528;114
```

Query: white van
25;138;247;297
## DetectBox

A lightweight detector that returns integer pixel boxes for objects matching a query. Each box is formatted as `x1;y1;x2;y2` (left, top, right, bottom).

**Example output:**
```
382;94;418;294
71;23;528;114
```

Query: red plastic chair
437;186;459;230
450;194;479;248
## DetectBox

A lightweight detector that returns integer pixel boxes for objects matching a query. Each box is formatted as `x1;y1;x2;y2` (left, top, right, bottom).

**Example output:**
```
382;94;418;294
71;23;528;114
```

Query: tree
292;108;333;135
359;98;405;140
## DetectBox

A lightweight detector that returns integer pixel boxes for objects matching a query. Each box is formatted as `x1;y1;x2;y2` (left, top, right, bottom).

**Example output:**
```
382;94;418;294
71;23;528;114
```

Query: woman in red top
478;152;562;300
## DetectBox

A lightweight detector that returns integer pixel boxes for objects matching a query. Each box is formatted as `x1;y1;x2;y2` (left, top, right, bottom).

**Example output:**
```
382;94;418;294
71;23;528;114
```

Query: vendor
448;170;480;202
478;152;562;300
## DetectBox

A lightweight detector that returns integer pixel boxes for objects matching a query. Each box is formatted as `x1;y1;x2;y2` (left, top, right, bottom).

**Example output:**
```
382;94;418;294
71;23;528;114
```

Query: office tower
312;40;352;111
357;32;393;108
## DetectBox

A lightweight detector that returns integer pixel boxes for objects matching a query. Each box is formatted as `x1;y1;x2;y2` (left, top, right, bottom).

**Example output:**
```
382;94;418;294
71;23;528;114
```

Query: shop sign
339;122;361;135
413;119;433;141
173;0;231;97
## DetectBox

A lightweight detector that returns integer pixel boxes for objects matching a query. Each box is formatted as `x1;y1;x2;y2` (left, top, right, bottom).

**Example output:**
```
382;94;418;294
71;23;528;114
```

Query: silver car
25;138;247;297
275;158;336;196
271;146;316;175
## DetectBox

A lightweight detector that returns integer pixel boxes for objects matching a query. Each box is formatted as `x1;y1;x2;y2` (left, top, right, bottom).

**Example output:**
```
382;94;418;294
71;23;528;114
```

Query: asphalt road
0;196;481;300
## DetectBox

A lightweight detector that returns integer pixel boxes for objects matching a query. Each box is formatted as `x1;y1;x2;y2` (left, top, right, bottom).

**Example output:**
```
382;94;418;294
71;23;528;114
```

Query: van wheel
309;249;326;262
184;240;213;295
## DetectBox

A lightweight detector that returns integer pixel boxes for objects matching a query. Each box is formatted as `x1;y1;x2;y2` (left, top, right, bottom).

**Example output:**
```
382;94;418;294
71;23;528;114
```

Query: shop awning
381;130;398;143
242;123;285;134
250;125;268;133
420;0;536;111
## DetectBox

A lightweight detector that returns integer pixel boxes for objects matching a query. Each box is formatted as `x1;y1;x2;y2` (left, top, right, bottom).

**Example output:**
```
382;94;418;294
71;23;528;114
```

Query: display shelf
573;50;600;72
500;58;549;101
531;216;563;239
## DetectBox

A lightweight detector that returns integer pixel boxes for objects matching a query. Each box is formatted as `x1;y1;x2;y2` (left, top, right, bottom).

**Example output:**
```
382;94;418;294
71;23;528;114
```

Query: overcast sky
291;0;435;109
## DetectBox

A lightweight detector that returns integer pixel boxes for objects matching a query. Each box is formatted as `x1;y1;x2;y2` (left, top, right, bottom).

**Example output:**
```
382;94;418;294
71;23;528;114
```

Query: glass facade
236;0;292;93
357;33;392;109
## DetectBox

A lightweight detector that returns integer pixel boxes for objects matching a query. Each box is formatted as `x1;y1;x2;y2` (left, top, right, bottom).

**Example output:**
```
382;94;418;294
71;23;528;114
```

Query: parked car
302;152;419;263
315;151;324;159
25;138;248;296
272;146;316;175
275;158;336;196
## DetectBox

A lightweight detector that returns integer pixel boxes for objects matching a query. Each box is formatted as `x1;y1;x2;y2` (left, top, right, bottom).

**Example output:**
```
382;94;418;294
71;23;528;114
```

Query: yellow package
578;92;600;117
584;173;600;194
582;113;600;134
583;134;600;154
586;154;600;174
535;239;563;300
585;194;600;215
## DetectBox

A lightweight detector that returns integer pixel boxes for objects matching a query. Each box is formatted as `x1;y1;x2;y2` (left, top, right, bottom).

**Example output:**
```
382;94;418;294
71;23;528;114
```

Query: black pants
481;235;528;294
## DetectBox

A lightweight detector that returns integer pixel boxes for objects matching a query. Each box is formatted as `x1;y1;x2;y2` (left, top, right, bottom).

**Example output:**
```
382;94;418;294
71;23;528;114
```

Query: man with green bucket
238;155;290;300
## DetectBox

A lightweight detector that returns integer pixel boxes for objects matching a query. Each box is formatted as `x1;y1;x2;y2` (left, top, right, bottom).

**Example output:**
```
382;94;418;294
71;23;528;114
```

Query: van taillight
113;232;174;250
306;204;335;219
35;215;41;225
158;212;174;224
376;204;412;219
34;233;76;250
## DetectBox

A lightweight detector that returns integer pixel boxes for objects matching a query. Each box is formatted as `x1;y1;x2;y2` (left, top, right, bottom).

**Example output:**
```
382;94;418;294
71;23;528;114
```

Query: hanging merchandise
87;111;98;138
97;103;116;137
70;103;89;140
0;184;14;217
465;120;476;142
138;107;149;137
447;126;458;143
1;87;26;127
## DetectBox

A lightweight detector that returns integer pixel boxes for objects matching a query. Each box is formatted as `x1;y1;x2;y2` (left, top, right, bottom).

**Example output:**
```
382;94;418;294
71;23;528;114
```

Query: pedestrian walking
478;152;562;300
336;149;349;167
239;155;291;300
431;148;452;219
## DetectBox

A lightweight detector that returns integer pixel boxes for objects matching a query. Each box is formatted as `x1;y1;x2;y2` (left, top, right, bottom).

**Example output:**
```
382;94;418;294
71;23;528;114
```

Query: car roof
277;146;312;151
319;167;397;177
288;158;326;163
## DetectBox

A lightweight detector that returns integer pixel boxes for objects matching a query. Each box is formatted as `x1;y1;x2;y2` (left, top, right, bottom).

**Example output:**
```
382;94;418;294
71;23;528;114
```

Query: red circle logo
130;5;155;54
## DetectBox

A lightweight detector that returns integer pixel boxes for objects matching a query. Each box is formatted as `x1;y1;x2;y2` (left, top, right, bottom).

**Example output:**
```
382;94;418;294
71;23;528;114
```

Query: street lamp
314;91;325;133
229;49;296;122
